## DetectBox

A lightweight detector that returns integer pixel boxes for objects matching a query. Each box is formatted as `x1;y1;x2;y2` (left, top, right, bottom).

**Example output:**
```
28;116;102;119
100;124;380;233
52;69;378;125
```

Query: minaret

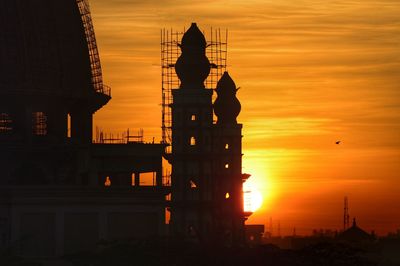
170;23;214;241
213;72;246;245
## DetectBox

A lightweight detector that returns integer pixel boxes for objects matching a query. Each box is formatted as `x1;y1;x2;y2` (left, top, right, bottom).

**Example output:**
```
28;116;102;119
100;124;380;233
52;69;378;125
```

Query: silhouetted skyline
90;0;400;236
1;1;400;265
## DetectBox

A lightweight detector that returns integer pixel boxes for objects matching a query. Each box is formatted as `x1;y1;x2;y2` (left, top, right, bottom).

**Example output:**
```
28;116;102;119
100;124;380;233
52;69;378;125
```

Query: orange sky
89;0;400;236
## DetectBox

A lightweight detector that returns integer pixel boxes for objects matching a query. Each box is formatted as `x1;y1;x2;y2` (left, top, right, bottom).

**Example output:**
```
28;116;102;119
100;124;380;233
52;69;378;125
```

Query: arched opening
225;192;230;199
225;143;229;150
190;137;196;146
104;176;111;187
225;163;229;169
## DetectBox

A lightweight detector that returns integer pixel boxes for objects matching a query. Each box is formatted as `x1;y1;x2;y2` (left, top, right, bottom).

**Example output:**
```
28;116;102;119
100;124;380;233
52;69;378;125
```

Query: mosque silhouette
0;1;250;257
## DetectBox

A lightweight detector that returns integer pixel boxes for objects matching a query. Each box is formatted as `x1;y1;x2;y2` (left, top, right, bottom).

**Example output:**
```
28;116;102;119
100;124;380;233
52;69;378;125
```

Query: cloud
90;0;400;234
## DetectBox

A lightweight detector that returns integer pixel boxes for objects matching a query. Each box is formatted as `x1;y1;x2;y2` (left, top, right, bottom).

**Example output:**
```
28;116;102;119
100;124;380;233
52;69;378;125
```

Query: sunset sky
89;0;400;236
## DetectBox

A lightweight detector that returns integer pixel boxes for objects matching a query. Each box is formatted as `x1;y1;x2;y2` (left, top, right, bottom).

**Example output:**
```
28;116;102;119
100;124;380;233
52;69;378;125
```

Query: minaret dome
174;23;210;89
213;72;241;124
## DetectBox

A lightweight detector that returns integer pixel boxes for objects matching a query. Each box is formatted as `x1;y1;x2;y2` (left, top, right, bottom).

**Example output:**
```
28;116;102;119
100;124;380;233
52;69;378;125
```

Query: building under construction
0;0;250;257
162;23;251;244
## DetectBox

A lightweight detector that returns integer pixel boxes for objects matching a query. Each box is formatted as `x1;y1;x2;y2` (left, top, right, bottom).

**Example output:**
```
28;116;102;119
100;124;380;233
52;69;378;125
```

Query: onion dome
180;23;207;52
213;72;241;124
175;23;210;89
0;0;92;98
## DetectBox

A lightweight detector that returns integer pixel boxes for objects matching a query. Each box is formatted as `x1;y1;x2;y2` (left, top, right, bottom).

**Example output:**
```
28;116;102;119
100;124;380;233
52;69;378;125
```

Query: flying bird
336;140;341;145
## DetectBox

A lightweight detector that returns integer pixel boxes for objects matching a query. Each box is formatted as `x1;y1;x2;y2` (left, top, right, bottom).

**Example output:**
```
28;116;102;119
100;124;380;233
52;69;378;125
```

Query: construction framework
94;128;145;144
161;28;228;148
76;0;111;96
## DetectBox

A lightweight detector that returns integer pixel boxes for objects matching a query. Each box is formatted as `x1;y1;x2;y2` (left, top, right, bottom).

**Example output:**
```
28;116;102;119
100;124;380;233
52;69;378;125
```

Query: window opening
165;207;171;224
140;172;156;186
225;163;229;169
165;193;171;201
67;113;71;138
191;114;196;121
225;143;229;150
0;113;12;133
190;180;197;189
104;176;111;186
32;112;47;136
225;192;230;199
190;137;196;146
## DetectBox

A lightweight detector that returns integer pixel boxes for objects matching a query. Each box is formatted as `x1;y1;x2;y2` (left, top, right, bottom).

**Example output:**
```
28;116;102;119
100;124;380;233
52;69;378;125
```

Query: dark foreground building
0;0;249;259
168;23;250;245
0;0;168;257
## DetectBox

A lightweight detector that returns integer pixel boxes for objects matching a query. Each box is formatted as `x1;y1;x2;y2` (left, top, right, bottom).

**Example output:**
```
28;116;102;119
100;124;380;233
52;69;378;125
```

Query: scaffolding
94;128;144;144
161;29;181;148
206;28;228;94
243;190;253;213
161;27;227;147
76;0;111;97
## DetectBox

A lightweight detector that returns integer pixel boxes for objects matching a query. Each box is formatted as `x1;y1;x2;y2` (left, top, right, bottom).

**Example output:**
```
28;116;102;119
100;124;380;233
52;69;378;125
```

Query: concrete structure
0;1;250;258
168;23;250;246
0;0;168;257
338;218;375;243
245;224;265;246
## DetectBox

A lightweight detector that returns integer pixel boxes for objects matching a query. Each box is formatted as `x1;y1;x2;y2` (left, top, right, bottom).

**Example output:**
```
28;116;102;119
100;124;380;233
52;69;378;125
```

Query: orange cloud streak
90;0;400;235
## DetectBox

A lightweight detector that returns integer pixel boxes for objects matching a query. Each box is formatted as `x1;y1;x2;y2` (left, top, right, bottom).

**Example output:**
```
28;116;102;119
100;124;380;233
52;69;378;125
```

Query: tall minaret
170;23;214;241
213;72;246;245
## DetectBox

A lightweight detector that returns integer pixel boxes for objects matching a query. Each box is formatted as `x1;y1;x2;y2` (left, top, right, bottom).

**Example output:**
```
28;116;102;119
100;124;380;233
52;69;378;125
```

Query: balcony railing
95;84;111;97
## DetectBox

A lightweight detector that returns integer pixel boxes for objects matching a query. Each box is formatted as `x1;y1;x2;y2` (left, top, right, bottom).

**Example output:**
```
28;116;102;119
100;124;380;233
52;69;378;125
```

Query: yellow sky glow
90;0;400;235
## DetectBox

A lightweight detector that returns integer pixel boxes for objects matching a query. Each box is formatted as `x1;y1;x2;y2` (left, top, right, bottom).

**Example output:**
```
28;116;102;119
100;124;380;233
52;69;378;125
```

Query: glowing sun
243;182;263;213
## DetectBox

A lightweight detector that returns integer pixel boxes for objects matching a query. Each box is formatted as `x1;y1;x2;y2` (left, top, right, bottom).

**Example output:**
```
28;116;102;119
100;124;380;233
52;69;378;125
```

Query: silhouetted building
168;23;250;246
245;224;265;246
0;0;250;259
338;218;375;243
0;0;168;257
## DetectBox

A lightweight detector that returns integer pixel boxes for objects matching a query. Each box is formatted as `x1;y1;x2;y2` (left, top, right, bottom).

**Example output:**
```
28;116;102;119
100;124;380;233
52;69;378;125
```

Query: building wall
64;213;99;254
1;203;166;257
170;88;214;240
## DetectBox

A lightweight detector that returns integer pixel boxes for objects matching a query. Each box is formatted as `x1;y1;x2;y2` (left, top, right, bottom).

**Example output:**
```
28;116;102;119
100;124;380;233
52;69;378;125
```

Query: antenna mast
344;196;350;230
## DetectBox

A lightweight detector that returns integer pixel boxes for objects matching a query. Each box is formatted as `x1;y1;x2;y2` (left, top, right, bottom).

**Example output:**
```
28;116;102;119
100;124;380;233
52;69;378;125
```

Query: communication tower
344;196;350;230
